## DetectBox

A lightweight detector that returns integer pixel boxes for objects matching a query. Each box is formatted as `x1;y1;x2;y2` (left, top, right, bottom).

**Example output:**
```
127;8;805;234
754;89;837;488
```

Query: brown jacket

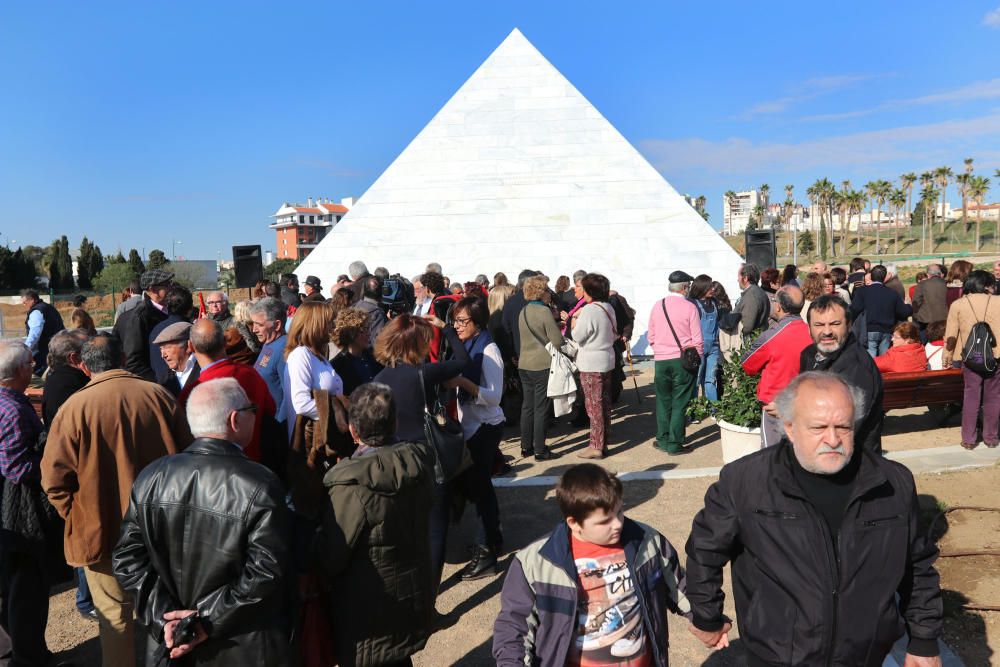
911;276;948;324
943;294;1000;367
42;369;192;566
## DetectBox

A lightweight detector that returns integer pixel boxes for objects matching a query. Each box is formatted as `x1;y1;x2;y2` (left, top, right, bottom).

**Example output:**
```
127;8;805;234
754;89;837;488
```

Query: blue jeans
75;567;94;613
697;348;720;402
866;332;892;357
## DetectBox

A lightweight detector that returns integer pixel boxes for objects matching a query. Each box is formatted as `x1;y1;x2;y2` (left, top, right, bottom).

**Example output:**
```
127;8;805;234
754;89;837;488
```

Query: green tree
934;166;953;233
11;249;38;288
819;221;828;260
264;258;298;282
968;175;991;250
93;262;139;294
89;244;105;281
797;230;815;256
147;249;169;270
108;251;127;264
77;237;94;289
889;189;906;253
128;249;145;277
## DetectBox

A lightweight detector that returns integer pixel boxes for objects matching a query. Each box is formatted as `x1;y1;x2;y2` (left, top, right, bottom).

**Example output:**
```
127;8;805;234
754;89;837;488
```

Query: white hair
0;342;31;384
348;260;369;280
774;371;865;424
208;290;228;304
186;378;250;437
668;282;688;293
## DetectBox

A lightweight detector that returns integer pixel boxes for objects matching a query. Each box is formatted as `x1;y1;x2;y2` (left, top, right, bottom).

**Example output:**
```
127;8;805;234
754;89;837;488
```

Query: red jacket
741;316;814;403
178;359;276;462
875;343;928;374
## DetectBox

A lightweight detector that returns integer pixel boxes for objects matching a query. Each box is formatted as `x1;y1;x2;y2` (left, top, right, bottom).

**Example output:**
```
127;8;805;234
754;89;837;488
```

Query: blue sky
1;1;999;261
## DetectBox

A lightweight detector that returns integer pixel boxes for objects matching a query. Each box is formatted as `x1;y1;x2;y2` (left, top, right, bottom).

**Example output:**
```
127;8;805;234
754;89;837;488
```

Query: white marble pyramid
296;28;743;353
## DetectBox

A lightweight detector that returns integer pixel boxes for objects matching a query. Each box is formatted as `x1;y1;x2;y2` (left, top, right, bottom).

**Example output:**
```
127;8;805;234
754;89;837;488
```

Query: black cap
668;270;694;283
304;275;322;288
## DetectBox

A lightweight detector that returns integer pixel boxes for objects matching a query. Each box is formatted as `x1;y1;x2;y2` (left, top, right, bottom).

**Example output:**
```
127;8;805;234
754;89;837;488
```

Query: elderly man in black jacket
112;269;172;381
685;371;942;667
800;294;884;454
113;378;292;666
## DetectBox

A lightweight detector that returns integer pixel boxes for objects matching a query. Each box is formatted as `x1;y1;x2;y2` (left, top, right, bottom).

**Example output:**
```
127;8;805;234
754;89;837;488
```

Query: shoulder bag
661;299;701;374
419;368;472;483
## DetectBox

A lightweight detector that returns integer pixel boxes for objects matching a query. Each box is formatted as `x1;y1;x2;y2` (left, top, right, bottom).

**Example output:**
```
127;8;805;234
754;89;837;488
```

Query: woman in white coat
571;273;618;459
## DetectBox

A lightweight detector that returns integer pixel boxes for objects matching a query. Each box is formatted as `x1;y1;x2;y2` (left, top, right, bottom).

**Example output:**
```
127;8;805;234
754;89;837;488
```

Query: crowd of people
2;254;996;665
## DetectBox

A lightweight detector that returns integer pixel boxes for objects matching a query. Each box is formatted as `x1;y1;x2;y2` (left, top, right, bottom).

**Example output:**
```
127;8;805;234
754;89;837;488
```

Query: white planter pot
717;419;762;464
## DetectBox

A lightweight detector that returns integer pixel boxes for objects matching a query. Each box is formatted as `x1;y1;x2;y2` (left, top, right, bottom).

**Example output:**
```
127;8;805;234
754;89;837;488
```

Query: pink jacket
647;295;703;361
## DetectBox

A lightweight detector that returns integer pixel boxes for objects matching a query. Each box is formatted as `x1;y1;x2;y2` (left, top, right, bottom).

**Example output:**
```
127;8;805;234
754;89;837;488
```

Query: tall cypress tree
58;236;74;288
127;249;145;278
78;237;93;289
90;244;105;280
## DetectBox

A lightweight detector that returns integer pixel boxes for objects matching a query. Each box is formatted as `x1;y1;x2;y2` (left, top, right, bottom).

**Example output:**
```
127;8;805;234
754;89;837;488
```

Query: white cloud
739;74;881;118
801;78;1000;122
639;114;1000;177
983;7;1000;28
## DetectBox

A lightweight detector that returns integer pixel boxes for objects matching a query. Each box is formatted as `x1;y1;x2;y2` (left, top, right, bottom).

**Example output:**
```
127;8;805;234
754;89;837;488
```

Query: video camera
381;274;415;317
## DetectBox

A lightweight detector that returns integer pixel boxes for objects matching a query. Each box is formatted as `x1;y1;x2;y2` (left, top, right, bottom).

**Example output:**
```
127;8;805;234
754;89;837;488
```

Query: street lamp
172;239;182;260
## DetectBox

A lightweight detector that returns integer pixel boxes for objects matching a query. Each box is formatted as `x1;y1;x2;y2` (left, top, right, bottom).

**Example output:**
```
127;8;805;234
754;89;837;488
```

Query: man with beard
799;294;884;454
685;372;942;666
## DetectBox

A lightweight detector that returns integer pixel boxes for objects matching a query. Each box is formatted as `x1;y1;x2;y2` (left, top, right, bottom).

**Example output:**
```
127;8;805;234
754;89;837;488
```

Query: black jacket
331;348;383;397
850;283;912;334
26;300;64;371
499;291;527;362
41;365;88;427
317;440;436;667
800;333;884;454
112;438;293;667
112;295;168;381
685;442;942;666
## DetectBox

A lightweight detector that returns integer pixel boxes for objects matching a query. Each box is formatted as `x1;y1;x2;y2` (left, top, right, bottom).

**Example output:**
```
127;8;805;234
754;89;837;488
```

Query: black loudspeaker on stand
744;229;777;271
232;245;263;288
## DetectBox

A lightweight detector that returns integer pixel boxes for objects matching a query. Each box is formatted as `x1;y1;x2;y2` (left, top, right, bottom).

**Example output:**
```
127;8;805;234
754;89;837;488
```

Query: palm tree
870;180;892;253
783;184;795;256
919;172;934;252
934;166;953;233
724;190;737;234
968;175;991;250
848;190;865;254
759;184;770;213
964;157;974;174
752;204;767;229
956;172;970;225
806;182;820;256
900;173;917;226
889;188;906;253
810;178;836;257
920;184;938;250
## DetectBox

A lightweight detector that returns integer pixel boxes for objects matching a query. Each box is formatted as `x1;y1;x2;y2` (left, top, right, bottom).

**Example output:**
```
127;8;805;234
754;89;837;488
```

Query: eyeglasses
453;316;472;326
206;300;224;306
233;404;257;414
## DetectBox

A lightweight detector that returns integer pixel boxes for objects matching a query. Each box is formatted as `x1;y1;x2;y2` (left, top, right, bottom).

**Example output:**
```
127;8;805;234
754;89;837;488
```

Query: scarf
459;330;493;403
561;297;586;335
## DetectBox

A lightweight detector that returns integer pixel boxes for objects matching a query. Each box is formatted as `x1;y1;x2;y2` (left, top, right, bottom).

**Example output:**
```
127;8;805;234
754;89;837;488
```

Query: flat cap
152;321;192;345
304;275;322;288
668;270;694;283
140;269;175;289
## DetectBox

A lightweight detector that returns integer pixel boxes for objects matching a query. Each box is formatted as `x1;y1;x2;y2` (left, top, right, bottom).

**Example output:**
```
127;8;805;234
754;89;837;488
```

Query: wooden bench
25;386;43;421
881;368;963;412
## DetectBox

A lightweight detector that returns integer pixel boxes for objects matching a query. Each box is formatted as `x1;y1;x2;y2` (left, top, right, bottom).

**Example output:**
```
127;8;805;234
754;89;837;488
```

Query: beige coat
942;294;1000;367
42;369;192;566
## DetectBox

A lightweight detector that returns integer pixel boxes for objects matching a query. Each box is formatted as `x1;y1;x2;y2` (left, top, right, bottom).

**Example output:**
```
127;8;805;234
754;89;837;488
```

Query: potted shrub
714;334;763;464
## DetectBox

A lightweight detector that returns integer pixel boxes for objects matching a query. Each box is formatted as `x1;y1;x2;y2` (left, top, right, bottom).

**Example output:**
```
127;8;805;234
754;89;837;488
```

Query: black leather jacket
113;438;294;666
686;442;942;666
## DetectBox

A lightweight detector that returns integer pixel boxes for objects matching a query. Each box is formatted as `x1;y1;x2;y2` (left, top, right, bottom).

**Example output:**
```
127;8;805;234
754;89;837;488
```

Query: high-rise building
270;197;352;261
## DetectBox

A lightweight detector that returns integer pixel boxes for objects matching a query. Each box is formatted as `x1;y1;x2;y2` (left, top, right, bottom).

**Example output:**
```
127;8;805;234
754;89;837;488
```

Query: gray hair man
204;291;234;330
20;288;65;376
0;341;55;665
686;371;943;666
41;328;91;426
43;335;191;667
727;263;770;336
250;297;288;419
347;260;371;304
113;378;292;665
647;270;703;455
912;264;948;340
740;286;813;448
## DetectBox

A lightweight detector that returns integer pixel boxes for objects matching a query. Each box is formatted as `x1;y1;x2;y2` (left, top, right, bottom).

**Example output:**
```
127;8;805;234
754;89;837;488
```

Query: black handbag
661;299;701;374
419;369;472;483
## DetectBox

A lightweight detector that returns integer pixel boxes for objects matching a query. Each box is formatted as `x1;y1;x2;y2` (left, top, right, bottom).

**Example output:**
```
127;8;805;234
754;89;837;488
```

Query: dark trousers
456;423;503;552
518;369;550;455
429;481;450;589
0;549;50;667
962;367;1000;445
653;359;696;452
